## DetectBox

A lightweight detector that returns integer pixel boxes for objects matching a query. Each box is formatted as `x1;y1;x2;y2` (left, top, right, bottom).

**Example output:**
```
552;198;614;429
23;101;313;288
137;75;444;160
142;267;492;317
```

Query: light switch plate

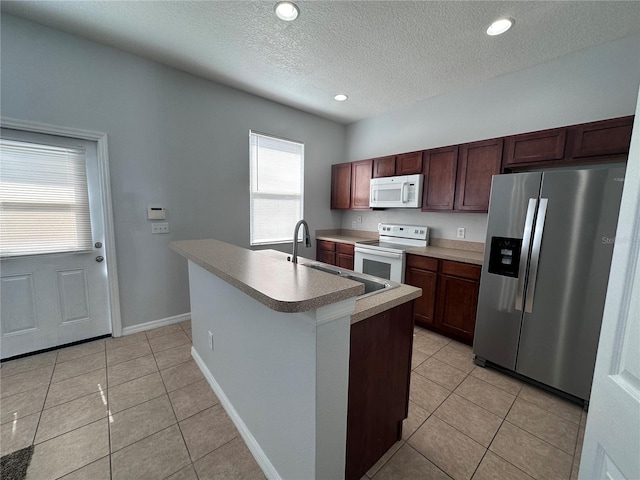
152;222;170;234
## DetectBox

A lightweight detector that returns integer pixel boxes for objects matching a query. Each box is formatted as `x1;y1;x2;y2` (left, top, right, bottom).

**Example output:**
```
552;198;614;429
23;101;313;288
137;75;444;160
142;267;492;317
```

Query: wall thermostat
147;207;166;220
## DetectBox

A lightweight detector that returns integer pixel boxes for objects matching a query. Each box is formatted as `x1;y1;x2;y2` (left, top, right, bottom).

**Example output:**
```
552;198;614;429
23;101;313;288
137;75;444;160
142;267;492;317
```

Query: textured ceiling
2;1;640;124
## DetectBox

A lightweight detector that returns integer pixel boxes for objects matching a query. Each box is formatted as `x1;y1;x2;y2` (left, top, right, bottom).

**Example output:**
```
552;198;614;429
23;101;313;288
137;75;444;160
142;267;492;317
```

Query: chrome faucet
291;219;312;264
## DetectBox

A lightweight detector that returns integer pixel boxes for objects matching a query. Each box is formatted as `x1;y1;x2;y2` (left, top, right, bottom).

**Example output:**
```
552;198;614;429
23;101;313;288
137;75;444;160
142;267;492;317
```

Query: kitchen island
171;239;421;480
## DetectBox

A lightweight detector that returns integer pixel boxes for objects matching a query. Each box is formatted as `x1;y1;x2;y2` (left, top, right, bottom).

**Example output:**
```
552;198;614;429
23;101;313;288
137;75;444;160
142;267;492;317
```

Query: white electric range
354;224;429;283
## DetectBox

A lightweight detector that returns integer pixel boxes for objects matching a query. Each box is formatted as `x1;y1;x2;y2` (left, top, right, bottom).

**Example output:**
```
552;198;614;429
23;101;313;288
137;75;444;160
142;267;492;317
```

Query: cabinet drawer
406;254;438;272
318;240;336;252
441;260;481;280
336;243;355;255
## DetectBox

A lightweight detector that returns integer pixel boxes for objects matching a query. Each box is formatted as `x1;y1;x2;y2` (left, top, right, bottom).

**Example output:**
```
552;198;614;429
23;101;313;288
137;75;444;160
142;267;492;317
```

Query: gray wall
1;15;345;328
342;33;640;243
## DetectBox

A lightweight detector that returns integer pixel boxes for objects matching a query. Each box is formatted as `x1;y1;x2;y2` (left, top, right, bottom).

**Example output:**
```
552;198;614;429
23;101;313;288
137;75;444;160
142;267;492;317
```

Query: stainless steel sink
303;263;399;299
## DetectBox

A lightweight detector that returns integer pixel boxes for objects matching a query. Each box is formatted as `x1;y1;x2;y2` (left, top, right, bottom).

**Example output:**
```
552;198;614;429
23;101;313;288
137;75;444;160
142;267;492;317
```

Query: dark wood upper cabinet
422;146;458;211
455;139;503;212
571;116;634;158
331;163;352;210
504;128;566;166
396;152;423;175
351;160;373;210
372;156;396;178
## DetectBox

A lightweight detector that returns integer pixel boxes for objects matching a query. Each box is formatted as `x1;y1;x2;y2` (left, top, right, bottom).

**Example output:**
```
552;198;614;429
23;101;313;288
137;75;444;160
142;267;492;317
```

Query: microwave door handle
515;198;537;311
401;182;408;203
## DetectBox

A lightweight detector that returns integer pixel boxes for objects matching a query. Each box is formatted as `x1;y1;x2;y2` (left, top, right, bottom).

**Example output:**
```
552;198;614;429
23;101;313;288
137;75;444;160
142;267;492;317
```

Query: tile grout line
467;383;521;480
157;333;201;480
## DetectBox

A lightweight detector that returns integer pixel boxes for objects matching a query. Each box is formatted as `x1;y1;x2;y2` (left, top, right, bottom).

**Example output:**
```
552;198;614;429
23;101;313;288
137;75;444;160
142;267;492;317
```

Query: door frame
1;116;123;337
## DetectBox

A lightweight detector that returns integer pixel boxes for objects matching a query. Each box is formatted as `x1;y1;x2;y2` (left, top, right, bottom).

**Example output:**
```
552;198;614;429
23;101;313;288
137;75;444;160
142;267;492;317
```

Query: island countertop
171;239;421;319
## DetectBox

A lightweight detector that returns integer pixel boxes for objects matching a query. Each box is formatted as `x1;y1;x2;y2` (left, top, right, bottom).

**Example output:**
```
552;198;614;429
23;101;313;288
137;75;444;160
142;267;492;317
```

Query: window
250;131;304;245
0;138;93;257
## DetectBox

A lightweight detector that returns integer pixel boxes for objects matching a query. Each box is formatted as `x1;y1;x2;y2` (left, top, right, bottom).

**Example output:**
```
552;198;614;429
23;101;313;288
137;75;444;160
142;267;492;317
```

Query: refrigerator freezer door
515;167;626;400
473;172;542;370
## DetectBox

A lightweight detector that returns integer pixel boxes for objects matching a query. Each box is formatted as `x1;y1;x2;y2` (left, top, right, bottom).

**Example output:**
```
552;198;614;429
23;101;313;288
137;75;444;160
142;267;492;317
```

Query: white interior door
1;128;111;359
579;95;640;478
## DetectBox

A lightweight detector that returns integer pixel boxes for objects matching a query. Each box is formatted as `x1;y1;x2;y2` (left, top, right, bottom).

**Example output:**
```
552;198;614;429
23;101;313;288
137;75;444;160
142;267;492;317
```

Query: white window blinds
250;131;304;246
0;139;93;257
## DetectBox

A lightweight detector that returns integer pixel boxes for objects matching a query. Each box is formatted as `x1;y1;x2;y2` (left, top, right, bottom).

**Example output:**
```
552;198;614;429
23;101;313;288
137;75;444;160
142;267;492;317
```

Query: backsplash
340;210;488;243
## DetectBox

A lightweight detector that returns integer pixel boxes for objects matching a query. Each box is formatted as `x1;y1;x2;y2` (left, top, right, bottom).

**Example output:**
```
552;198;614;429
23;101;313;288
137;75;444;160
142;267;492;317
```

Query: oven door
354;246;405;283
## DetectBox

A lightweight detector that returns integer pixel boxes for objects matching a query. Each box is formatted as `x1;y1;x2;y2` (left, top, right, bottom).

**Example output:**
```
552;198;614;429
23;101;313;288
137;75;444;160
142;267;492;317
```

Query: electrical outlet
351;220;356;228
457;227;466;239
357;215;362;223
152;222;170;234
208;331;213;350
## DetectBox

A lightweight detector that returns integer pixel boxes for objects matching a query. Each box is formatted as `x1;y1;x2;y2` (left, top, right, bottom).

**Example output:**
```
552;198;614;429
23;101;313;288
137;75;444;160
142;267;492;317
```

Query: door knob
95;242;103;248
96;256;104;262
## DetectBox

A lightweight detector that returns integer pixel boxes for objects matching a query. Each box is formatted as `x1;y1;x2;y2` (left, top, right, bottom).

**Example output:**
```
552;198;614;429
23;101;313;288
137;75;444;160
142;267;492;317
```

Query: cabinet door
505;128;566;166
396;152;423;175
317;240;336;265
336;253;354;270
372;156;396;178
405;266;437;327
422;146;458;211
331;163;352;209
317;249;336;265
571;116;634;158
455;139;503;212
351;160;373;210
336;242;355;270
436;274;479;345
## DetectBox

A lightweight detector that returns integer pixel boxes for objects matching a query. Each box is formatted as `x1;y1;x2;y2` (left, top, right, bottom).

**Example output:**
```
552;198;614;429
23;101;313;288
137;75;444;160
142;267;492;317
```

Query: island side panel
188;261;355;479
315;309;352;479
345;301;415;480
188;261;318;479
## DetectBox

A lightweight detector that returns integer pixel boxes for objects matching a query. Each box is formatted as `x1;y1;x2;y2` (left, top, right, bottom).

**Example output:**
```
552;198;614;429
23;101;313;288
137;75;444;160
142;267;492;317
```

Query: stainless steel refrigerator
473;166;625;402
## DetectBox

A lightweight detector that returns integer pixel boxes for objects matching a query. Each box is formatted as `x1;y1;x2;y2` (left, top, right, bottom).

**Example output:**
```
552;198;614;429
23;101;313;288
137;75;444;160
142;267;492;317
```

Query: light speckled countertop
171;239;363;313
316;229;485;265
171;239;420;320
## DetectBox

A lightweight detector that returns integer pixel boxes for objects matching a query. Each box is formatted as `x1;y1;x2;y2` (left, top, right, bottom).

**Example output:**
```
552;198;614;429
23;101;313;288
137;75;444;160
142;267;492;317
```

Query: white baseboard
120;312;191;336
191;347;281;480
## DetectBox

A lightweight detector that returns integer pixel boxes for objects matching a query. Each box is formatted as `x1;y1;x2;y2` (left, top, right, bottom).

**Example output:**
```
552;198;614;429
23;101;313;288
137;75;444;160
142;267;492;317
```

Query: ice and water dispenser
488;237;522;278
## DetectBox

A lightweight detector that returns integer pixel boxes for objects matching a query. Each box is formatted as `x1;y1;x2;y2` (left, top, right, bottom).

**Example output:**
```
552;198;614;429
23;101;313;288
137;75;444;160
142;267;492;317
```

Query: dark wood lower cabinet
336;243;355;270
405;254;481;345
345;302;414;480
317;240;354;269
436;274;479;343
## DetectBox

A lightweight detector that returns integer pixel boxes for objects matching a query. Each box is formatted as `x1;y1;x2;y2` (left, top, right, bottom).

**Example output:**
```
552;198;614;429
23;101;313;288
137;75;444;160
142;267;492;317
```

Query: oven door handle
354;247;403;259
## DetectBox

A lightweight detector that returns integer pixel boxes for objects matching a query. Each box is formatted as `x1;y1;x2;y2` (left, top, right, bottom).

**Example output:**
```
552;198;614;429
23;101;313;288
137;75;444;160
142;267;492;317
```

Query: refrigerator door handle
515;198;538;311
525;198;548;313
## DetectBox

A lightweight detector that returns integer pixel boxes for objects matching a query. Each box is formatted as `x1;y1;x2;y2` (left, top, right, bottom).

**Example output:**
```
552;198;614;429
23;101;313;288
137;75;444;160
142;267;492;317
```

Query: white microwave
369;174;424;208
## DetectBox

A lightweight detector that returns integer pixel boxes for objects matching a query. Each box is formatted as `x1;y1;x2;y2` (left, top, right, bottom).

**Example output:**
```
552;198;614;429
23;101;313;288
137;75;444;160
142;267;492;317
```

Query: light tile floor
366;326;587;480
1;322;586;480
0;320;264;480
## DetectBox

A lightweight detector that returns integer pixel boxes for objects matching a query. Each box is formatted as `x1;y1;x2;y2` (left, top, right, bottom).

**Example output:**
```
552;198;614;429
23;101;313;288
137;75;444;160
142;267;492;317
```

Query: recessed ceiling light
275;1;299;21
486;18;514;36
334;94;348;102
